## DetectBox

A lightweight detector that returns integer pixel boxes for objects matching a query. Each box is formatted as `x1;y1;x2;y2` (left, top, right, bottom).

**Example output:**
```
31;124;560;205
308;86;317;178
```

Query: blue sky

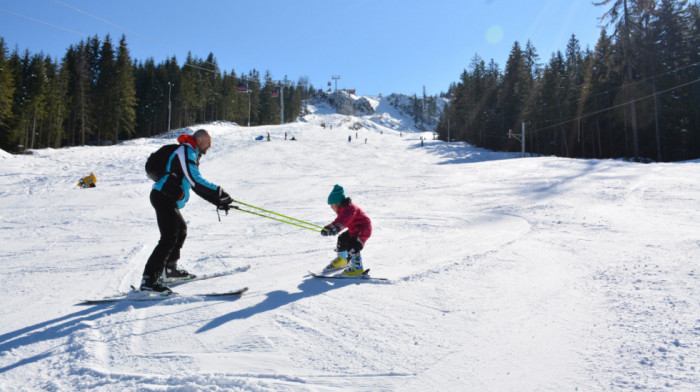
1;0;607;96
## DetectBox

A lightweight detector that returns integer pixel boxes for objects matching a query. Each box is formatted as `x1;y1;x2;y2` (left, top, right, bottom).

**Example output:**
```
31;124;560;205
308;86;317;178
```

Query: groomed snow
0;103;698;391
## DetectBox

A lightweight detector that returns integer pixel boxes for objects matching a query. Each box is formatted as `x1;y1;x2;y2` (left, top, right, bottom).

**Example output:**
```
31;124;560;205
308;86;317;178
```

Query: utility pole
168;82;174;134
331;75;340;91
507;122;526;157
522;122;526;157
274;80;292;125
447;117;450;143
280;86;285;124
237;80;251;126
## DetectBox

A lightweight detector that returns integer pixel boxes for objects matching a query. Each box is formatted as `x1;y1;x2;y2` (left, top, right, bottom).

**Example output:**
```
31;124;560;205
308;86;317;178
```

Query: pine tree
179;53;199;127
114;35;136;142
260;71;278;124
64;40;96;146
523;40;541;154
565;34;585;157
689;1;700;159
500;41;532;151
0;38;16;151
595;0;643;160
289;81;304;123
247;69;262;125
96;35;116;143
218;70;238;123
134;58;159;136
21;52;49;150
539;51;568;156
583;30;613;158
652;0;693;161
43;56;67;148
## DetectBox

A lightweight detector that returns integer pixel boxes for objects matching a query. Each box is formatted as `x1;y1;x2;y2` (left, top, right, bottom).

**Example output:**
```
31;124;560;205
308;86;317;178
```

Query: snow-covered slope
0;105;698;391
308;91;445;134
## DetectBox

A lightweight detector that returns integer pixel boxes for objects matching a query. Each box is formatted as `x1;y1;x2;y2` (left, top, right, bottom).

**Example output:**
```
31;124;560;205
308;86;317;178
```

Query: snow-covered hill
0;103;698;391
309;91;445;133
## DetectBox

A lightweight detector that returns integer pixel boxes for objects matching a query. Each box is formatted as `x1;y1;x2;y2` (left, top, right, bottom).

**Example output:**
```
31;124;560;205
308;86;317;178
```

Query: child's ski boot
341;253;365;276
323;251;348;272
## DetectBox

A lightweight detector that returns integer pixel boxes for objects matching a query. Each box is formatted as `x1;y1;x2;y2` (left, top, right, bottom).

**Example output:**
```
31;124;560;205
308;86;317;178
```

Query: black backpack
145;144;181;182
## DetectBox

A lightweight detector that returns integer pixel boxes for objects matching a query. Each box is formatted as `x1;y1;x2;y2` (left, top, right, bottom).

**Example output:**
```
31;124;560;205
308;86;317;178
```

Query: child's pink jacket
331;202;372;244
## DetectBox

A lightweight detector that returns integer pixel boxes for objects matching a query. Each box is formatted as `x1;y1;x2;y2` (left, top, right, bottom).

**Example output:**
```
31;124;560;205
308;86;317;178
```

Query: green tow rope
219;200;328;233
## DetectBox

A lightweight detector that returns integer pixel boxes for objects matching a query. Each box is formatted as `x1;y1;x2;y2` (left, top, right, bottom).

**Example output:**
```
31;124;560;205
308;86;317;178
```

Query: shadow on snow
0;301;163;373
410;139;520;165
196;276;359;334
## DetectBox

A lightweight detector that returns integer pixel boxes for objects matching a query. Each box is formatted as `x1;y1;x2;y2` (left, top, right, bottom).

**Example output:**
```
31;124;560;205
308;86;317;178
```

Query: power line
2;1;220;74
51;0;178;53
524;61;700;120
0;8;161;64
529;76;700;136
450;61;700;131
0;7;88;38
50;0;220;73
444;75;700;144
454;58;700;126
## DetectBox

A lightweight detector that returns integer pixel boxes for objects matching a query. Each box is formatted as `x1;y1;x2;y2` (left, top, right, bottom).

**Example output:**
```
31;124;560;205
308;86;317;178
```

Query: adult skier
141;129;233;293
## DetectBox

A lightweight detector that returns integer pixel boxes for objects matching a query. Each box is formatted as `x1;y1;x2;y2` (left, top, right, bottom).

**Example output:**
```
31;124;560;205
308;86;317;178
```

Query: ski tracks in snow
3;119;700;390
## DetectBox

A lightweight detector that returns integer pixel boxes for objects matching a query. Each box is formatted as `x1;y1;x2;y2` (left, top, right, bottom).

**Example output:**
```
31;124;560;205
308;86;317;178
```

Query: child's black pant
335;231;364;254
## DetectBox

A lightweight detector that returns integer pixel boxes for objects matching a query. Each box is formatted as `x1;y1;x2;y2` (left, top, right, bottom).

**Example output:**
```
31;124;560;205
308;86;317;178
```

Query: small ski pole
229;205;322;232
216;206;229;222
232;200;326;230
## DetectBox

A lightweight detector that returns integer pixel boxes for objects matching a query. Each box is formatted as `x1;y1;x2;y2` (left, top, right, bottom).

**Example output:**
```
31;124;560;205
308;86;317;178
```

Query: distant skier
320;185;372;276
141;129;234;293
348;135;352;142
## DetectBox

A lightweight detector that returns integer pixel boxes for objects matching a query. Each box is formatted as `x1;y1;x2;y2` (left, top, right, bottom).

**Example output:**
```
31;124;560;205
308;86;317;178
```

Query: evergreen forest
437;0;700;161
1;0;699;162
0;34;313;152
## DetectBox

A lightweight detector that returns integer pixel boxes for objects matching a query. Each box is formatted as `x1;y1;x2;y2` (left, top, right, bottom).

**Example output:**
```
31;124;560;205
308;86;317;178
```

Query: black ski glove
218;188;233;208
321;224;339;236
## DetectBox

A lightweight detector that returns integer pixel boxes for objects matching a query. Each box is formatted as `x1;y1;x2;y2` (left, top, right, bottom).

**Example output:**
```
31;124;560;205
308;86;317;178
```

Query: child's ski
162;265;250;287
78;287;248;305
308;269;388;281
320;265;347;275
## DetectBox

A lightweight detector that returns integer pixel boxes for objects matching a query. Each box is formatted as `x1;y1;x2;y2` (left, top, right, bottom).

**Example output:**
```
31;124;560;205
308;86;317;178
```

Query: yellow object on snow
78;173;97;188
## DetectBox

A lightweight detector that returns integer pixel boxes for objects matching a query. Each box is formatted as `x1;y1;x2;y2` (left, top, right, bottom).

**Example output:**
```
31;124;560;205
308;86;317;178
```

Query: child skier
321;185;372;276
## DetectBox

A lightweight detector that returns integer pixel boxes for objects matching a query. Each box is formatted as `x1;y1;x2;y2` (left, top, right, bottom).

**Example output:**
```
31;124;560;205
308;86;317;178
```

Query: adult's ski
162;264;250;287
79;287;248;305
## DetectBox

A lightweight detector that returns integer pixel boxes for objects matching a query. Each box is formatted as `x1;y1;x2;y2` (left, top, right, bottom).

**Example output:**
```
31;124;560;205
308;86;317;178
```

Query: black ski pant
335;231;364;255
143;189;187;280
